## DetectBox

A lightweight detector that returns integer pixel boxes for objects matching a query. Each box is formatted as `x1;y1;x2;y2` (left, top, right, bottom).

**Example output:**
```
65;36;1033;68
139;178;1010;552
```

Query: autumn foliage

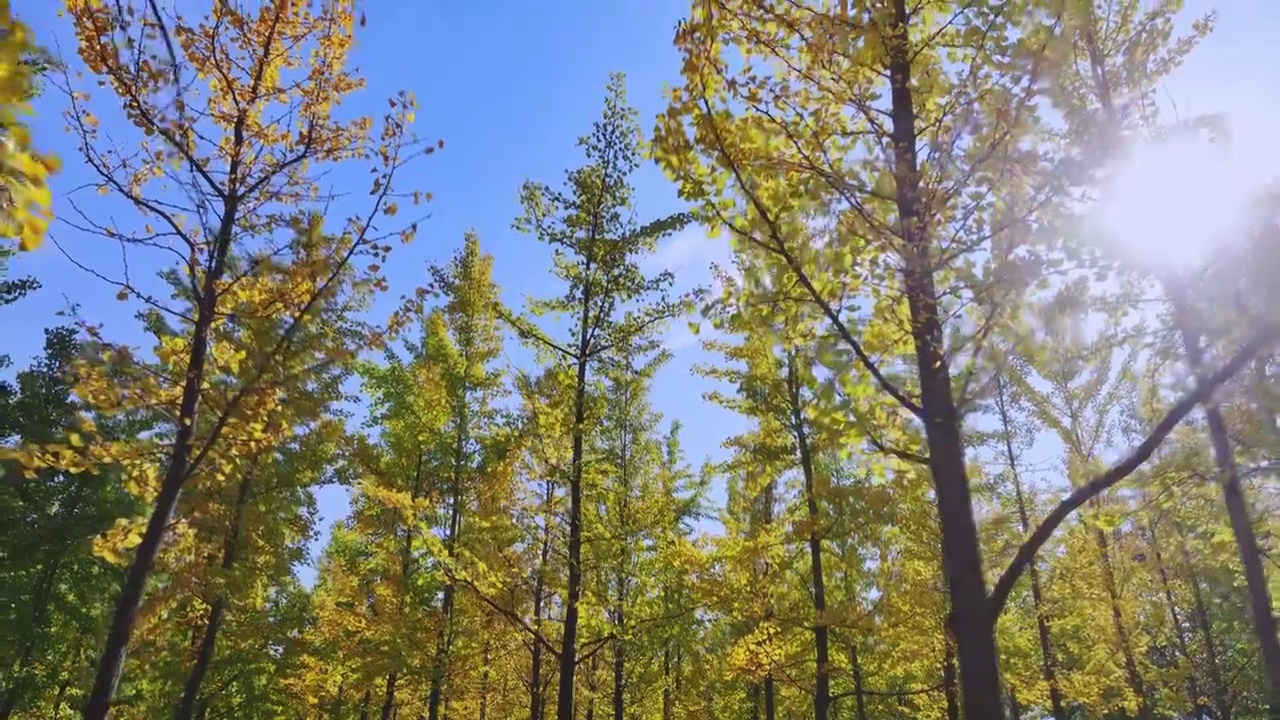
2;2;1280;720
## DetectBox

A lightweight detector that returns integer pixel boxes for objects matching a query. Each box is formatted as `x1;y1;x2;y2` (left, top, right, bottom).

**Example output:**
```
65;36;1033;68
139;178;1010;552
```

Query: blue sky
7;1;1279;579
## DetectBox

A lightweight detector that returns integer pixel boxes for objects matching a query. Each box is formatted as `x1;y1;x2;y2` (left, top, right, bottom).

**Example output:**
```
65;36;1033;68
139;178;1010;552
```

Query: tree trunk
555;322;591;720
943;639;960;720
381;673;399;720
429;446;465;720
530;478;554;720
849;644;869;720
84;203;236;720
1147;521;1206;718
1179;524;1233;720
174;468;255;720
995;374;1067;720
360;688;372;720
1093;523;1153;720
883;2;1004;716
786;353;830;720
661;648;672;720
612;625;625;720
478;640;491;720
1173;301;1280;718
764;674;776;720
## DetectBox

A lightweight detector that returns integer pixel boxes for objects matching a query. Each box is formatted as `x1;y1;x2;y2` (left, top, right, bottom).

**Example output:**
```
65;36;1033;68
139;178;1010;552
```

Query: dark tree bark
1147;520;1208;718
174;468;256;720
1172;298;1280;718
881;2;1005;716
994;374;1069;720
786;353;831;720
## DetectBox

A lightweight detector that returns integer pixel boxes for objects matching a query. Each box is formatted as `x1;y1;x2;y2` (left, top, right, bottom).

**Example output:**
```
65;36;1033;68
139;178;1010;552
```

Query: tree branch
989;329;1275;619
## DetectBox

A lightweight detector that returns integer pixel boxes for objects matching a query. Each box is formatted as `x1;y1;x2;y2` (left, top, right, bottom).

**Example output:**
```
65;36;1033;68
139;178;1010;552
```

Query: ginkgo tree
651;2;1279;717
0;1;434;715
500;72;689;720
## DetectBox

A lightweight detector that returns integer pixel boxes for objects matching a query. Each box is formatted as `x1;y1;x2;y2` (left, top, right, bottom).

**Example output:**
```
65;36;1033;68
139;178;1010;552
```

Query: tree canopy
3;2;1279;720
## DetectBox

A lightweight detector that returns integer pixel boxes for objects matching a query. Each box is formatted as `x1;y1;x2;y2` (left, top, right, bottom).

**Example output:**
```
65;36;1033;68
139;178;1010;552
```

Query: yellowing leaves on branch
7;2;1280;720
3;0;437;716
0;0;59;252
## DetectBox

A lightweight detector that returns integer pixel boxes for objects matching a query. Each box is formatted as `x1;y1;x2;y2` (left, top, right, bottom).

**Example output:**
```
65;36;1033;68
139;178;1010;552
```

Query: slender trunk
556;341;590;720
1008;690;1023;720
53;676;70;718
174;468;255;720
995;375;1068;720
661;648;673;720
530;478;554;720
359;688;372;720
84;199;237;720
1148;521;1205;717
331;678;347;719
1092;524;1153;720
612;377;633;720
943;639;960;720
612;625;624;720
764;674;776;720
850;644;868;720
429;441;465;720
380;673;399;720
1172;299;1280;717
786;353;830;720
174;600;227;720
1178;525;1232;720
750;684;761;720
478;640;491;720
586;650;601;720
882;2;1003;717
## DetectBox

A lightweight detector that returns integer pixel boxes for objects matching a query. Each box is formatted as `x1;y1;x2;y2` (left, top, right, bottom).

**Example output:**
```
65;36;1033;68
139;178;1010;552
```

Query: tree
501;73;688;720
5;1;433;715
650;2;1272;717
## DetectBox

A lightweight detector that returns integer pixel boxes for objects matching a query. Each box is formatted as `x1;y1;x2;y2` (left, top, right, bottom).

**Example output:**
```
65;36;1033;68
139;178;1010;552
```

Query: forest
1;1;1279;719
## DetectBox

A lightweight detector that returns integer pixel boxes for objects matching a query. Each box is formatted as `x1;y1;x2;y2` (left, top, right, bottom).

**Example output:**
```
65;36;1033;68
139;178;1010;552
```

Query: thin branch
989;329;1276;619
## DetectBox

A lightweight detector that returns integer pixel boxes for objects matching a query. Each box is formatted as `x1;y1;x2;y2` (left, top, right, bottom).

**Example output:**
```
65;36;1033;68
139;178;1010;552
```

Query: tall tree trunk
995;374;1068;720
612;623;625;720
661;647;673;720
1147;520;1206;718
530;479;554;720
478;639;491;720
1173;301;1280;717
429;438;466;720
1092;522;1153;720
174;468;256;720
1179;525;1233;720
786;353;830;720
764;674;776;720
849;644;869;720
556;338;591;720
84;202;236;720
381;673;399;720
882;2;1003;717
360;688;372;720
943;639;960;720
749;684;761;720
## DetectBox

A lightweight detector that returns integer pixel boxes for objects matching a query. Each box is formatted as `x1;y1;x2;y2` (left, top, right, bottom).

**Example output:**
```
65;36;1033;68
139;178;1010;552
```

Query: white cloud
647;226;731;287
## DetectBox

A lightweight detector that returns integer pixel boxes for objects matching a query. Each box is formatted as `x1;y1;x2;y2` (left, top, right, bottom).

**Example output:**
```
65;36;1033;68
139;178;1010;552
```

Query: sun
1094;126;1253;273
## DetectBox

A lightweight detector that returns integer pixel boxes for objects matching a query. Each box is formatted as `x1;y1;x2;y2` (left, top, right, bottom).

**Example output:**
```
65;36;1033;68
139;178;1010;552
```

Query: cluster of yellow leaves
0;0;59;251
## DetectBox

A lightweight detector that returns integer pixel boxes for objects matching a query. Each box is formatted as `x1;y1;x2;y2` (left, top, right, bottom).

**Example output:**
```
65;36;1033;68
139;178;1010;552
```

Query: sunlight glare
1095;129;1250;272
